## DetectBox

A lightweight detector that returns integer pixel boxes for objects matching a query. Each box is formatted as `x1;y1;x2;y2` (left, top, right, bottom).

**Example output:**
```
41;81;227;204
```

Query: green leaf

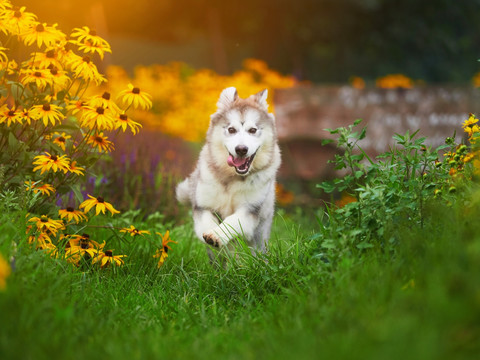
353;118;363;126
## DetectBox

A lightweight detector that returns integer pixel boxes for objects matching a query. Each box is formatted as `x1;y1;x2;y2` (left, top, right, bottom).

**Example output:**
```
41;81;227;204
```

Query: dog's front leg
203;207;259;248
193;207;221;245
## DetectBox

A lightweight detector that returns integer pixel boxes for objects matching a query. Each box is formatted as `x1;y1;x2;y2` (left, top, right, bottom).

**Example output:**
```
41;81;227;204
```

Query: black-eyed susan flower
22;22;66;48
58;207;88;223
71;38;112;60
0;253;11;291
66;234;104;261
30;103;64;126
115;113;142;135
25;180;56;196
33;152;70;174
28;232;53;250
69;55;106;85
153;230;176;268
85;132;114;153
2;6;37;35
20;68;52;90
19;107;34;125
70;26;108;46
52;132;71;151
81;106;115;130
66;99;87;115
28;48;62;69
93;250;126;268
117;83;153;110
49;66;70;92
120;225;150;237
0;105;22;126
79;194;120;216
88;92;121;114
68;161;85;176
28;215;64;235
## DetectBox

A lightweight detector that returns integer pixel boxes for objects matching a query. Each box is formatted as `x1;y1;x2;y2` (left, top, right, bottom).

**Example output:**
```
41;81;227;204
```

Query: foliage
0;0;173;270
317;116;479;255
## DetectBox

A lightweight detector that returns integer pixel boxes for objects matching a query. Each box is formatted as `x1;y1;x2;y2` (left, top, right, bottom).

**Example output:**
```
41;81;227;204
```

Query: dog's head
207;87;277;176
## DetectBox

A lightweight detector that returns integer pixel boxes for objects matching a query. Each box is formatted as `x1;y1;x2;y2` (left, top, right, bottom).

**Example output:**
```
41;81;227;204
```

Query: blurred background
20;0;480;83
16;0;480;216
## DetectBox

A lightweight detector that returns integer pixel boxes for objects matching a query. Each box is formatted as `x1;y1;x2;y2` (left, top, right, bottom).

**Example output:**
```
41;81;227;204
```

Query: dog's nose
235;145;248;156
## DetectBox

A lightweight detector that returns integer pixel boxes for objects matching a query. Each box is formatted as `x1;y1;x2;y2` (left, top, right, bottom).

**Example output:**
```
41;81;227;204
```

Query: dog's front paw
203;231;222;248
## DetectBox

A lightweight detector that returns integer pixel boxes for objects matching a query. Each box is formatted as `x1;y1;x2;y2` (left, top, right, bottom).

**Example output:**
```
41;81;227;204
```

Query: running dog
176;87;281;255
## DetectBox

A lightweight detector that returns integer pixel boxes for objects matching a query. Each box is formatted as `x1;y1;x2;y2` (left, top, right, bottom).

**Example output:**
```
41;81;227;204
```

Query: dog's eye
228;127;237;134
248;128;257;134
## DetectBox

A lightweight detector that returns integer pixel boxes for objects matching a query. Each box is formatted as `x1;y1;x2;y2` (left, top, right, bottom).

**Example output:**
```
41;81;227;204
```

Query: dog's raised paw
203;232;221;247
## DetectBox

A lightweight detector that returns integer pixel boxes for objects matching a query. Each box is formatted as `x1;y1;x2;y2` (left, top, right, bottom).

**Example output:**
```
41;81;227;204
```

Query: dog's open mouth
227;153;256;174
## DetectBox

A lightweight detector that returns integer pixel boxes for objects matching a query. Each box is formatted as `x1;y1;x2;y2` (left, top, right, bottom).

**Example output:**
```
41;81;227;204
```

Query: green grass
1;205;479;360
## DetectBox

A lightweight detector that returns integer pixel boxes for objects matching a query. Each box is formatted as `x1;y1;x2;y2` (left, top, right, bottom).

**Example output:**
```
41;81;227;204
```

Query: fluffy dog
176;87;281;256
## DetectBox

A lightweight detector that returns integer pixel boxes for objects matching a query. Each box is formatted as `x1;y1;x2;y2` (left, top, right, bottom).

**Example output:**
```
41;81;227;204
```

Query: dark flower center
96;197;105;203
43;104;51;111
46;49;55;58
36;23;45;32
90;29;97;36
7;110;15;117
58;136;66;142
50;155;58;161
105;250;113;257
96;107;104;115
102;92;111;100
163;246;169;253
119;114;128;121
34;71;42;77
66;206;74;212
50;68;58;76
82;233;90;239
94;136;104;143
80;240;89;249
132;87;140;94
14;10;22;18
40;218;48;223
83;56;91;63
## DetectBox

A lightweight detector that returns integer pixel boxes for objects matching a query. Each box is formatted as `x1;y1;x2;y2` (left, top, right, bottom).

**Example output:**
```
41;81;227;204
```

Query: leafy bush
317;116;479;257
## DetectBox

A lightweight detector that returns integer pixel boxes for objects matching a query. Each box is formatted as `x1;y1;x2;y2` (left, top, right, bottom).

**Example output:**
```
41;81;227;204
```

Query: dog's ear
253;89;268;111
217;87;238;110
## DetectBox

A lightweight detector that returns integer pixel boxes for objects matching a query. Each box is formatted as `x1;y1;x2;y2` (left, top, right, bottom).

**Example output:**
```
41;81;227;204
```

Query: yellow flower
19;107;34;125
88;92;121;114
0;253;10;291
68;161;85;176
376;74;414;89
33;152;70;174
153;230;176;268
81;106;115;130
79;195;120;216
69;55;106;85
70;26;108;47
117;83;153;110
115;113;142;135
2;6;37;35
66;234;104;260
28;215;64;235
66;99;87;115
58;207;88;223
120;225;150;237
52;132;71;151
70;38;112;60
22;22;66;48
86;132;115;152
49;66;71;92
30;103;64;126
28;232;53;249
28;48;63;69
25;180;55;196
93;250;126;268
20;68;52;90
0;105;22;126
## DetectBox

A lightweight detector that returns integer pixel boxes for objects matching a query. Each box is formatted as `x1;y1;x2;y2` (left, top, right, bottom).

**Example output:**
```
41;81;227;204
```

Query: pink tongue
227;155;248;167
